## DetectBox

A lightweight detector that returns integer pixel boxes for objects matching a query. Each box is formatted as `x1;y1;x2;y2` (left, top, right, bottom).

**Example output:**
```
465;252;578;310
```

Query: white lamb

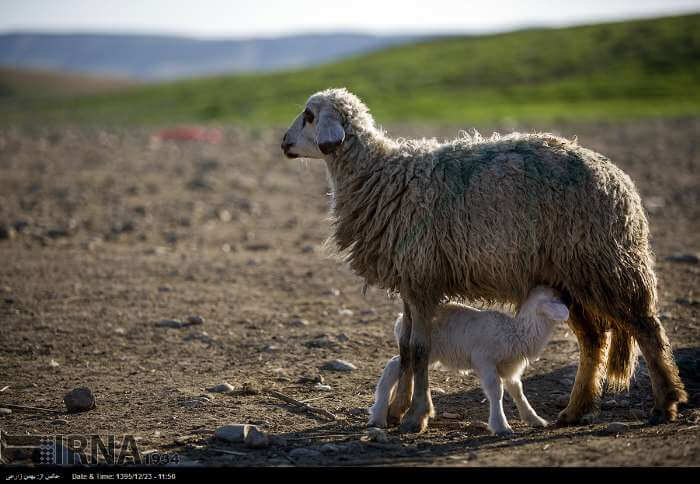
368;286;570;435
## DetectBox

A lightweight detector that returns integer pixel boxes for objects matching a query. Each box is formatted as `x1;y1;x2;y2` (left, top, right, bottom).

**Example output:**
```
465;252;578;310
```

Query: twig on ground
266;389;336;421
208;447;248;456
0;386;9;393
1;404;63;414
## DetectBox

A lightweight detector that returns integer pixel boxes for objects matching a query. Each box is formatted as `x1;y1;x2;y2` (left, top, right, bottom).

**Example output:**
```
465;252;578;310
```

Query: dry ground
0;119;698;467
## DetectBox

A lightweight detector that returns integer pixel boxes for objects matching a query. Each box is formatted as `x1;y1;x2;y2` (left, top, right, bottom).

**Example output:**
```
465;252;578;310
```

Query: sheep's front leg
398;299;436;434
480;367;513;435
387;301;414;426
504;378;548;428
368;356;401;428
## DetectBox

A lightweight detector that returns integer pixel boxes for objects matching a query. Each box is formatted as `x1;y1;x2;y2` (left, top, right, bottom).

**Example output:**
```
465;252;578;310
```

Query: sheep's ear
540;301;569;321
316;106;345;154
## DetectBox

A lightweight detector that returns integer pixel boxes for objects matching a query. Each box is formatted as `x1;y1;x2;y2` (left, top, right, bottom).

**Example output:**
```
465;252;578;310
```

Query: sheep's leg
504;378;548;428
557;303;608;426
387;301;414;426
480;368;513;435
398;300;436;434
368;356;401;428
628;315;687;424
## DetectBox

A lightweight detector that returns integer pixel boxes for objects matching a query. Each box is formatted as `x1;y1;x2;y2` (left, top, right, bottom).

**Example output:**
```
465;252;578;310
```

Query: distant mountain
0;32;420;80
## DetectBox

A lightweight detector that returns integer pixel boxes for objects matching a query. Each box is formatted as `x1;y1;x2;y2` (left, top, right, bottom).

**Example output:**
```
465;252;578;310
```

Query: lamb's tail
606;325;639;392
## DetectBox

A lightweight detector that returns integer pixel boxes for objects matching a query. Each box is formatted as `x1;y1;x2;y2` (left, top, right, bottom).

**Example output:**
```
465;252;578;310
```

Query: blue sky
1;0;699;38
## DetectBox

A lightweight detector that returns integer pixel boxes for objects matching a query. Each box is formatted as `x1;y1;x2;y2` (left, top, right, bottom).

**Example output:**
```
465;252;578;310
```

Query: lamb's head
518;286;570;323
281;88;376;159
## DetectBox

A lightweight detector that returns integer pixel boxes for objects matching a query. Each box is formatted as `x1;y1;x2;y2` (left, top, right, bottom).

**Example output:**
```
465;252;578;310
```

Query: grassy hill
2;13;699;124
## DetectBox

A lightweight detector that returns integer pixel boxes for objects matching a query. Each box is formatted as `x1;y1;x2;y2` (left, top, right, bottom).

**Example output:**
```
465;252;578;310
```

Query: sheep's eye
303;109;314;125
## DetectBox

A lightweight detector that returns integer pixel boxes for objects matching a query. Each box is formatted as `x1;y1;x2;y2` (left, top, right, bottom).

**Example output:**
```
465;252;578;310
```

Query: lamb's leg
504;377;548;428
387;301;414;426
628;315;687;424
398;299;436;434
480;367;513;435
557;303;608;426
368;356;401;428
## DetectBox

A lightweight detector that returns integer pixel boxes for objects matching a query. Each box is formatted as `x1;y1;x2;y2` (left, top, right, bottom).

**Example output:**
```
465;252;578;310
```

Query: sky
1;0;699;38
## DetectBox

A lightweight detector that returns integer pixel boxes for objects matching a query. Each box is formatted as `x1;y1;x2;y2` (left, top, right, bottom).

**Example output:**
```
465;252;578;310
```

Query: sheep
368;286;570;435
281;87;687;433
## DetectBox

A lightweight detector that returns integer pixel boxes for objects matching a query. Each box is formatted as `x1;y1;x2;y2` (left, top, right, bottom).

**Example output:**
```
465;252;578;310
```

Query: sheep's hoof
555;407;599;426
647;405;678;425
398;415;429;434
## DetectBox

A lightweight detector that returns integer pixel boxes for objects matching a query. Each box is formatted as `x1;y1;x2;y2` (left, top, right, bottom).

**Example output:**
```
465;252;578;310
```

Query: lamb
368;286;569;435
281;88;687;433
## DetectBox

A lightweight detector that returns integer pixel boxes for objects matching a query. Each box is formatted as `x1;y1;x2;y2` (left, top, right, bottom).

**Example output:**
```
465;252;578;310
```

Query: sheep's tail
606;326;639;392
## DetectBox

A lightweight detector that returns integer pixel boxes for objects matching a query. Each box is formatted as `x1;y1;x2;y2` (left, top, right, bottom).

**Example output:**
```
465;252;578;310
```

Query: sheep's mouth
284;152;299;159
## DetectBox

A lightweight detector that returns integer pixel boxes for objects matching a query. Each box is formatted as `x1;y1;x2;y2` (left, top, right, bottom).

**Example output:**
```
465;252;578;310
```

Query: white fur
368;286;569;435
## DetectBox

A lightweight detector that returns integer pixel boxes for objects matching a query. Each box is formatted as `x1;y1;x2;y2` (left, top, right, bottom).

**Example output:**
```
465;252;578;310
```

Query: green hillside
3;13;700;124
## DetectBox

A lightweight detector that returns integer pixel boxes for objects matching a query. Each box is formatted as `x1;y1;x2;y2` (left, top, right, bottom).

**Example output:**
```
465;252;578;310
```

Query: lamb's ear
316;106;345;154
539;301;569;321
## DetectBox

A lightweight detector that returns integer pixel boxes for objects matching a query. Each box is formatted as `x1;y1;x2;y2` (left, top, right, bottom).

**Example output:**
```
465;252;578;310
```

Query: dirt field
0;119;698;467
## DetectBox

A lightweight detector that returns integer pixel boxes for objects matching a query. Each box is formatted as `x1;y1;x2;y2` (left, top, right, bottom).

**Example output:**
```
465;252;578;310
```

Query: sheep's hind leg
629;315;687;424
368;356;401;428
504;378;548;428
398;300;436;434
387;301;414;426
557;303;608;426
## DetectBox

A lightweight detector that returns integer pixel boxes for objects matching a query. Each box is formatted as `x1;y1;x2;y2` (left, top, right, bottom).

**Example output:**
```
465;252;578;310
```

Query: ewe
282;88;687;433
368;286;569;435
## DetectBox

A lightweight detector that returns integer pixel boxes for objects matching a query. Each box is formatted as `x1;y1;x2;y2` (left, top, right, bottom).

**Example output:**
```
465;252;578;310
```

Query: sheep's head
281;88;373;159
523;286;570;322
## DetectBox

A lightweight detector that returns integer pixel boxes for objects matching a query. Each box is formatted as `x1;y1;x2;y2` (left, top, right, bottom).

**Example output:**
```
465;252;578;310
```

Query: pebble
431;387;447;395
155;319;185;328
288;448;321;459
301;244;314;253
181;398;209;408
665;254;699;264
244;427;270;449
241;382;261;395
322;288;341;297
289;318;309;327
313;383;332;391
186;315;205;325
0;408;11;416
262;344;281;352
64;387;96;413
215;424;255;443
338;308;354;316
321;359;357;371
366;427;388;443
606;422;629;434
49;359;60;368
206;383;234;393
442;412;460;419
466;421;490;433
245;243;271;251
114;327;126;335
306;335;334;348
359;308;377;317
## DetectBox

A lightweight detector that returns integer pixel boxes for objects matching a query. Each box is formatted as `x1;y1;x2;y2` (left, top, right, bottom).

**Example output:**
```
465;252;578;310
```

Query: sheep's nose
281;133;293;152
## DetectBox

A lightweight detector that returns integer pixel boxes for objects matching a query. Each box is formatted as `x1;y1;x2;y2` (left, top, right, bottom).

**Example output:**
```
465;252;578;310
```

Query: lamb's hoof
492;427;514;437
398;415;429;434
528;417;549;428
367;418;387;429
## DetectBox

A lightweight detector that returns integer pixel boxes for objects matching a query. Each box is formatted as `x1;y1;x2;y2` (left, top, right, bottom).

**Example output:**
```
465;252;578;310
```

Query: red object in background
153;126;223;144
